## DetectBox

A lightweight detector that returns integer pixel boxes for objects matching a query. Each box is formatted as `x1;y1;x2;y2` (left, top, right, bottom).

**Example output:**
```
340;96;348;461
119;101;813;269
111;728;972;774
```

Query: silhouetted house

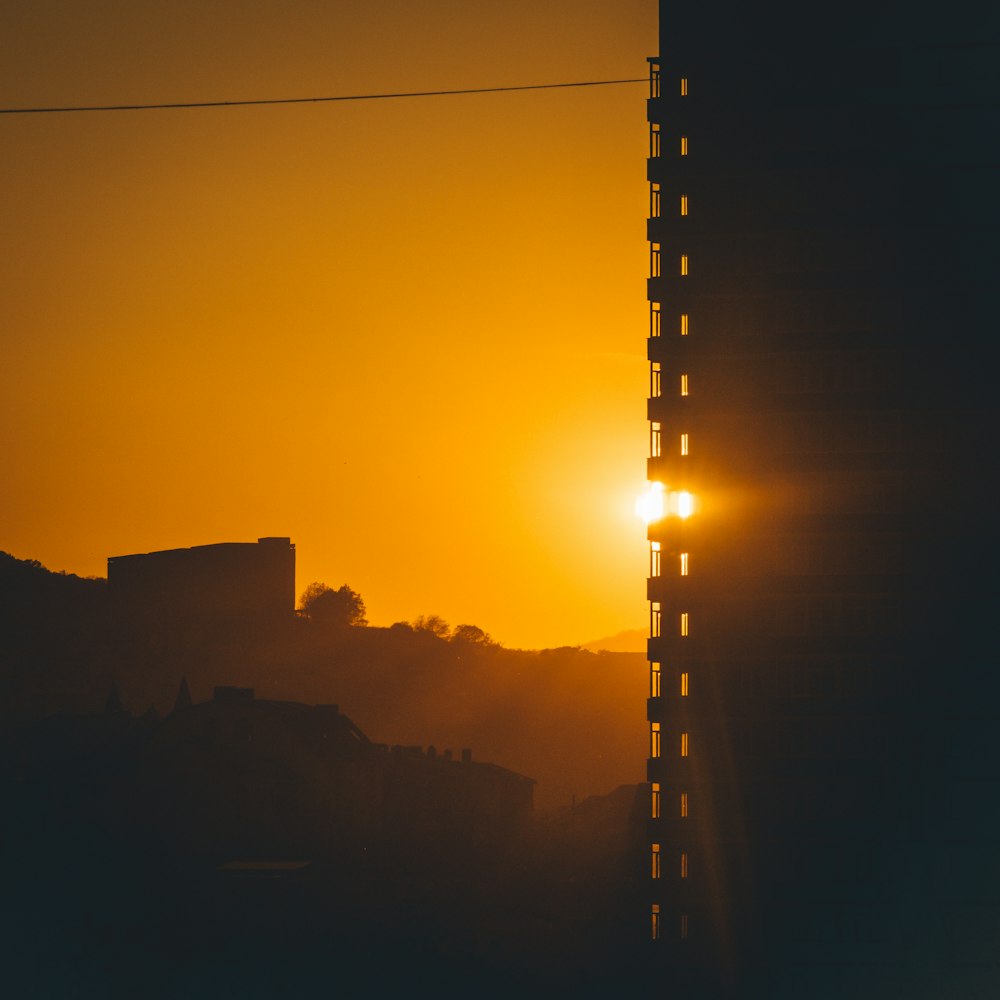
642;3;1000;995
136;686;534;861
6;689;159;806
107;537;295;634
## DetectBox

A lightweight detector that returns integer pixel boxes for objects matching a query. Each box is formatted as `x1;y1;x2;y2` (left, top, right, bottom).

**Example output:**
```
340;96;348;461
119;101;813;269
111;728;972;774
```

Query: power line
0;78;646;116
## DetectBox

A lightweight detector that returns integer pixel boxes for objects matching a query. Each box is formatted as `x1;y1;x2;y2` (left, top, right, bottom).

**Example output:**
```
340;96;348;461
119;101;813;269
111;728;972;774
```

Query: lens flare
636;484;696;523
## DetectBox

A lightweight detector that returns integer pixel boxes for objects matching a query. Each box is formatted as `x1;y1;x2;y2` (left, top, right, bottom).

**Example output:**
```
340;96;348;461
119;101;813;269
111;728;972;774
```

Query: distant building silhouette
136;685;534;860
643;3;1000;994
8;682;533;866
107;536;295;632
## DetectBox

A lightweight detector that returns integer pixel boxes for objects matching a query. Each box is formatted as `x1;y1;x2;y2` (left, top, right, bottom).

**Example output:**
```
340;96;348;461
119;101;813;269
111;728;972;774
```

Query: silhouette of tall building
108;536;295;628
643;3;1000;994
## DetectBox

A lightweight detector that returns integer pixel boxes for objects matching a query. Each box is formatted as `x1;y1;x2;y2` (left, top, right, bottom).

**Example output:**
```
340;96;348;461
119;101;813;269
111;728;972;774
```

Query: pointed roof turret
173;676;193;714
104;680;125;715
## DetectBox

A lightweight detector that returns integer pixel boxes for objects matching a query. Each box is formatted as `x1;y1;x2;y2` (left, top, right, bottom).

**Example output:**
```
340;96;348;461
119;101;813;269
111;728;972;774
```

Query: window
680;791;689;817
681;732;689;757
651;243;662;278
651;782;661;819
650;421;662;458
680;77;688;96
680;612;689;637
680;373;689;396
680;135;689;156
651;843;661;879
680;671;689;697
651;722;661;759
681;852;689;879
681;913;689;939
650;302;662;338
651;363;662;399
680;195;688;216
680;254;689;276
651;904;661;940
680;313;689;336
650;662;661;698
680;433;689;456
650;542;661;578
650;183;661;220
680;552;689;576
651;602;662;638
649;123;661;158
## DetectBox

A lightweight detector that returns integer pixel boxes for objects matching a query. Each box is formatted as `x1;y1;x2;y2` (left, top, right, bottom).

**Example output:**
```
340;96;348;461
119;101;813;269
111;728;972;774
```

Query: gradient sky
0;0;656;649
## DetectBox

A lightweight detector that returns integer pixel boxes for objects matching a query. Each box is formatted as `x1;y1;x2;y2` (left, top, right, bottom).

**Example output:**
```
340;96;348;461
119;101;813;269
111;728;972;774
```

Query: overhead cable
0;78;646;115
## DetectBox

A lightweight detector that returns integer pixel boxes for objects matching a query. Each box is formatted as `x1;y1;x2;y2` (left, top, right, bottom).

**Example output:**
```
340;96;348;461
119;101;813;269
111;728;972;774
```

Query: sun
635;482;666;523
635;484;695;524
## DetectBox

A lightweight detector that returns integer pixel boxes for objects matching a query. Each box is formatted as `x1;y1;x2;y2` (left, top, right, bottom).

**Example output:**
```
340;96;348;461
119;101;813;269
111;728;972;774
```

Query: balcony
646;756;670;783
648;274;697;304
644;454;694;489
647;635;668;661
646;96;667;123
647;394;687;424
647;575;690;603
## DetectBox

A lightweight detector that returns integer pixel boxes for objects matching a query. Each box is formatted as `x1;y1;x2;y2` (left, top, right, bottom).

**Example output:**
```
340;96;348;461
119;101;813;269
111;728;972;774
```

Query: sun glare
636;484;696;523
636;483;665;523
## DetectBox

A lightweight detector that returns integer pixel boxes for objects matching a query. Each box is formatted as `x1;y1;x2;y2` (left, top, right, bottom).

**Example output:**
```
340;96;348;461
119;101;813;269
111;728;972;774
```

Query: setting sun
636;484;695;523
0;2;655;651
635;482;665;523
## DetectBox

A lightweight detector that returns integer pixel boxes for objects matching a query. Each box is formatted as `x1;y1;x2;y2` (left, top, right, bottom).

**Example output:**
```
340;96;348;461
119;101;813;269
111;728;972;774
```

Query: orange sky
0;0;656;649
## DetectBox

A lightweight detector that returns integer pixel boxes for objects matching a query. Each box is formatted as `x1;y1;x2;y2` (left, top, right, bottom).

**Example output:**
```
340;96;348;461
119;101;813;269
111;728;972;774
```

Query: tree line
298;582;497;646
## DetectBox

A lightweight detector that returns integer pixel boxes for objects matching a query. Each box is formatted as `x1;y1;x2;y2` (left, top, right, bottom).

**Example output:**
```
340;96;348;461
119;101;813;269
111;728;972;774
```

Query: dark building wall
644;3;1000;993
108;537;295;629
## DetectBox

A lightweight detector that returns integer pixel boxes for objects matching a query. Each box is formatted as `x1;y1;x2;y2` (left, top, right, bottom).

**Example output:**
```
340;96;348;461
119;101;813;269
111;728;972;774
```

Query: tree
451;623;495;647
299;583;367;627
412;614;450;638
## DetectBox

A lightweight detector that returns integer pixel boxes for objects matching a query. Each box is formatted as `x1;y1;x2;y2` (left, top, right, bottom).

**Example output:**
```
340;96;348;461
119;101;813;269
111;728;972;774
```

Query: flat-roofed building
108;536;295;629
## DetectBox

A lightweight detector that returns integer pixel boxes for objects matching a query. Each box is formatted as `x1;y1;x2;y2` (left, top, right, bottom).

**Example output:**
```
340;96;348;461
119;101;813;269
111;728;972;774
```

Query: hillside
0;551;645;809
0;551;111;726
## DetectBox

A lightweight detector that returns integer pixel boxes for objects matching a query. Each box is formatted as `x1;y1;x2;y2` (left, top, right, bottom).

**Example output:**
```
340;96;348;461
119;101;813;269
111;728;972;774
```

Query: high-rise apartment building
643;3;999;994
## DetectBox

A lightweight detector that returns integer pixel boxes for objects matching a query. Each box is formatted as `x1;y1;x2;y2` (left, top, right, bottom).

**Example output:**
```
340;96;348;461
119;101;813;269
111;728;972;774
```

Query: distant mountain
579;628;646;653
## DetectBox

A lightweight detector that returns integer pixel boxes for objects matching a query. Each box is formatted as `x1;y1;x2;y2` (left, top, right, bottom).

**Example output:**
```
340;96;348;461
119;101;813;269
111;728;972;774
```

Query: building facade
108;536;295;630
643;3;1000;994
